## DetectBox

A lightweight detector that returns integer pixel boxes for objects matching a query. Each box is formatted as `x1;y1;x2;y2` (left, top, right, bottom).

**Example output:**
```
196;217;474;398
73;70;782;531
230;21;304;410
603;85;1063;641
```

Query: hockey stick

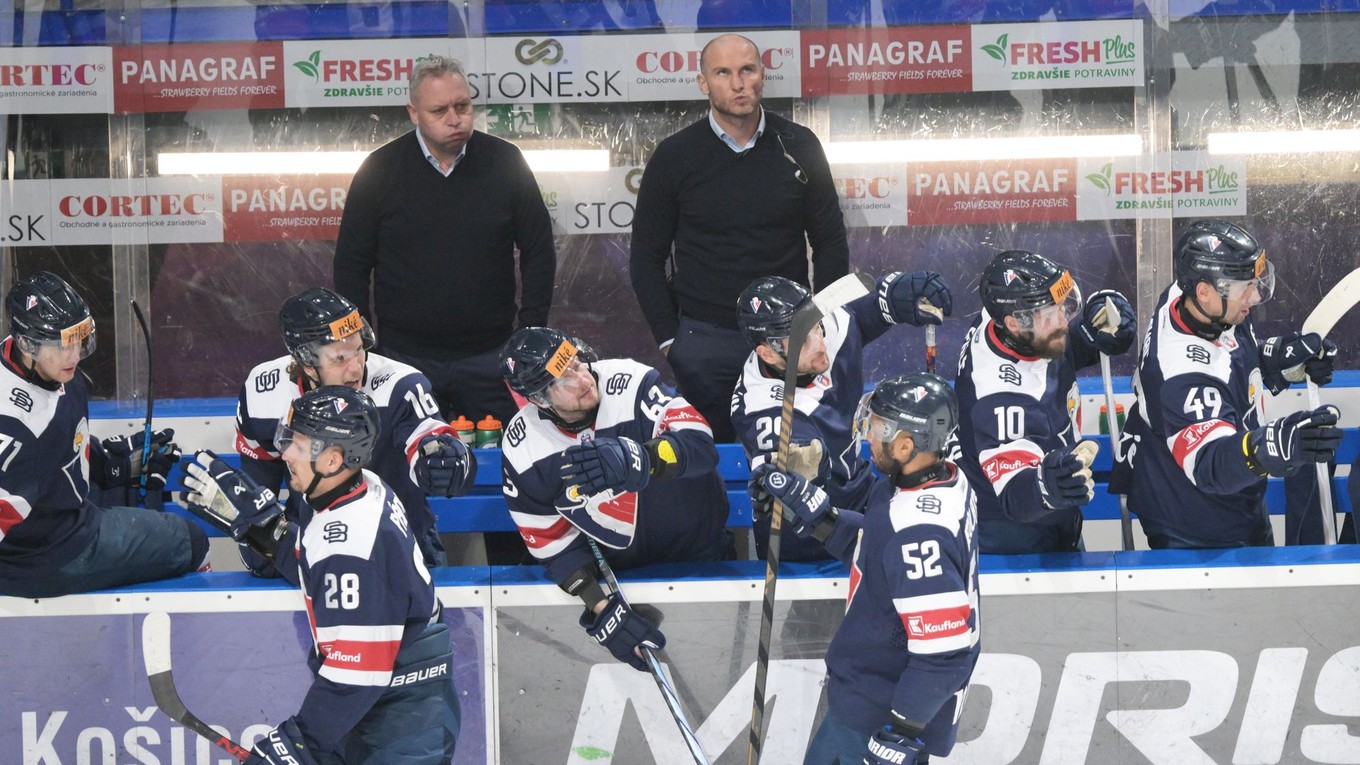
919;300;944;375
747;272;873;765
1094;296;1135;551
130;300;160;510
141;612;251;761
1300;267;1360;545
585;538;710;765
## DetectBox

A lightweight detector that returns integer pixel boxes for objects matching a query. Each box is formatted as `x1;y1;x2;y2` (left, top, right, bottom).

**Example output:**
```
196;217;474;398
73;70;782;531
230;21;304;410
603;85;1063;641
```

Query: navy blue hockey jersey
1123;284;1269;544
824;463;980;756
954;316;1101;548
500;359;728;587
291;469;442;754
235;353;454;571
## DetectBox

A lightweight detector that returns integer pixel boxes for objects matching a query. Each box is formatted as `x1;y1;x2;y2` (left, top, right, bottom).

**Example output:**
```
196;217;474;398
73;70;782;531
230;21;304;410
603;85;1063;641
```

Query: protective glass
1214;259;1275;306
766;321;824;358
1011;273;1082;332
16;316;97;361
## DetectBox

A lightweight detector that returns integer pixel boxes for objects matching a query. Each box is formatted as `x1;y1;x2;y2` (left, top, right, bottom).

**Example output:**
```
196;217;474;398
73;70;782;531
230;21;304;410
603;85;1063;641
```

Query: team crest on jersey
998;364;1022;386
323;520;348;543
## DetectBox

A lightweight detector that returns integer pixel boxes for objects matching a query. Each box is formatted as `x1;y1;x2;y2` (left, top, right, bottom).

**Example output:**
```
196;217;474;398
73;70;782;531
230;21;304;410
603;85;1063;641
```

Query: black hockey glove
878;270;952;326
413;432;475;497
178;450;288;560
864;726;926;765
560;436;651;496
1245;406;1341;477
754;463;838;542
1036;440;1098;510
1078;289;1137;356
96;429;181;490
1259;332;1333;395
244;717;318;765
579;592;665;672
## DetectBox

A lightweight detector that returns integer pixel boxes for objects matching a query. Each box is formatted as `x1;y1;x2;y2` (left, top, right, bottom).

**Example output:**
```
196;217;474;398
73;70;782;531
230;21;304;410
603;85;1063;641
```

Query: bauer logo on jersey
546;340;577;378
329;310;364;340
61;317;94;347
1050;271;1075;304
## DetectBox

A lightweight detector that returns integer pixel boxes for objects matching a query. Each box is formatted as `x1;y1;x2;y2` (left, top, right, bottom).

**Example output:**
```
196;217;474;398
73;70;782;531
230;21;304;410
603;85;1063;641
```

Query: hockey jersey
292;469;442;753
500;359;728;587
0;338;99;578
730;295;886;561
235;353;454;573
824;463;980;755
954;316;1101;546
1122;284;1269;544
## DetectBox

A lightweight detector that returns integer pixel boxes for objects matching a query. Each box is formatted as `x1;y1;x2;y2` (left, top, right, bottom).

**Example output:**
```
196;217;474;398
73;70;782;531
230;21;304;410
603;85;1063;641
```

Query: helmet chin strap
303;454;348;498
994;321;1040;358
1179;286;1232;339
13;340;61;391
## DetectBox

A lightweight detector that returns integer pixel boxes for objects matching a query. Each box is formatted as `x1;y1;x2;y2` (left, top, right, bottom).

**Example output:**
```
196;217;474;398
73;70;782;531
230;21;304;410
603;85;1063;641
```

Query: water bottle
1098;403;1126;435
475;415;503;449
450;416;476;447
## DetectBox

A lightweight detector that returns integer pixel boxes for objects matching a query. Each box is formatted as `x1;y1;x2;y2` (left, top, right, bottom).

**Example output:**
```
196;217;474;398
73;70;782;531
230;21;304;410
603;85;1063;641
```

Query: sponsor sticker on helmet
1254;252;1266;278
61;317;94;347
329;310;364;340
1049;271;1075;304
545;339;578;378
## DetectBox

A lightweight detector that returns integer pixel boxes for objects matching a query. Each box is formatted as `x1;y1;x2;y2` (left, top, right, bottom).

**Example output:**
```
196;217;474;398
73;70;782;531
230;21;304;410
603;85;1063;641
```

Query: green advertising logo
293;51;322;81
981;34;1009;62
1086;163;1114;195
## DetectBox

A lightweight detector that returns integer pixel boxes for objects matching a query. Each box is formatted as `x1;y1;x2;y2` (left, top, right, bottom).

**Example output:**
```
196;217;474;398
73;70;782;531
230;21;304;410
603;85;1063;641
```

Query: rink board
3;550;1359;764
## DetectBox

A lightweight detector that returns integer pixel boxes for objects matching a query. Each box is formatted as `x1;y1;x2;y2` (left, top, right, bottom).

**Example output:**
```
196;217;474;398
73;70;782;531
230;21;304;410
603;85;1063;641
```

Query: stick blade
142;611;173;676
811;272;874;316
1303;267;1360;339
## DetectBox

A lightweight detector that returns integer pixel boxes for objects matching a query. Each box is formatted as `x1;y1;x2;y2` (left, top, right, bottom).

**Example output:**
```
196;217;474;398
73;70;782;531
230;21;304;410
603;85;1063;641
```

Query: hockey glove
560;436;651;496
878;270;953;326
1260;332;1332;395
1245;406;1342;477
413;432;475;497
244;717;318;765
864;726;926;765
755;464;838;542
1078;289;1137;356
580;592;666;672
1036;440;1098;510
746;442;825;522
96;429;181;490
178;450;288;560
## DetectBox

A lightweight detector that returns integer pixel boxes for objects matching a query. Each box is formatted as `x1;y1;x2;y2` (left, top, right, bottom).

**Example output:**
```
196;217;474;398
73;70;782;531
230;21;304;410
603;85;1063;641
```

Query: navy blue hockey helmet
978;250;1082;329
6;271;96;360
501;326;597;407
275;384;381;469
737;276;812;355
854;373;957;457
279;287;375;367
1174;220;1274;304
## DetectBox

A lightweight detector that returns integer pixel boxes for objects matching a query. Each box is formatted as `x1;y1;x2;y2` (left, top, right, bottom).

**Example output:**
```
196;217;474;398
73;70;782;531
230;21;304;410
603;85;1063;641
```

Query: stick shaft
131;300;158;508
1307;381;1338;545
142;613;250;761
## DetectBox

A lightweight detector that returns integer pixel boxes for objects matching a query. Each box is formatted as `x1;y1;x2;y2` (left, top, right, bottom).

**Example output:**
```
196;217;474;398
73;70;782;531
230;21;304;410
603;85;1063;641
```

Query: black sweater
629;111;849;344
334;130;556;359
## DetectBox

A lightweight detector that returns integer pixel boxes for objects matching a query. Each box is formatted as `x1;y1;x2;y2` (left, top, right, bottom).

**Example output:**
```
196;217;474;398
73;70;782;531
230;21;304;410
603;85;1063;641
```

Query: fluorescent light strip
825;134;1142;164
1207;129;1360;155
158;149;610;176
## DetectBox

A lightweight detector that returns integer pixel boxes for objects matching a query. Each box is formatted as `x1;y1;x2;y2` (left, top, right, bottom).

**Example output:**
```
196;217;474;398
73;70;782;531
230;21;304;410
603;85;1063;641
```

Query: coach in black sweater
335;55;556;427
630;34;848;442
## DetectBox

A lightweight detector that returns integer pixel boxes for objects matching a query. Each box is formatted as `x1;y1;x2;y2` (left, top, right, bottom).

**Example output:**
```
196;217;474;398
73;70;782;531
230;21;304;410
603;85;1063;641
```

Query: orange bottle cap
477;415;502;429
451;416;475;429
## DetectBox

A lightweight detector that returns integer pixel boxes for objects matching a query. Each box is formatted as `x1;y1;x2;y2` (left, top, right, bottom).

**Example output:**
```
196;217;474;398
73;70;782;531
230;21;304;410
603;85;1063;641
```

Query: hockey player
499;327;731;670
180;386;459;763
0;271;204;598
752;373;979;765
234;287;472;576
1120;220;1340;548
731;271;952;561
955;250;1133;554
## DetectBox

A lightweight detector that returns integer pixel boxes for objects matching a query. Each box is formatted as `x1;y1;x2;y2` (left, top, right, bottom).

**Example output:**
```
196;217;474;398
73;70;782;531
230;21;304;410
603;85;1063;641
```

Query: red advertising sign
221;174;350;242
906;159;1077;226
801;27;971;97
114;42;285;113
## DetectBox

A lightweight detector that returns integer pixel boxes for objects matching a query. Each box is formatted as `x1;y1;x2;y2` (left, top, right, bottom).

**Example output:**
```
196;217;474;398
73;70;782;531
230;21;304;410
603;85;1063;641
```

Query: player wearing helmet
751;374;980;765
955;250;1134;554
0;271;205;598
233;287;472;577
499;327;732;670
731;271;952;561
1119;220;1340;548
181;386;460;764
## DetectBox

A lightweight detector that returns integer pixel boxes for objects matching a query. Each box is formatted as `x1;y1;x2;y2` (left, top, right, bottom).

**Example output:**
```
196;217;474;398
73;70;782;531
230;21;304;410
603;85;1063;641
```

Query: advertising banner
622;31;801;102
905;158;1078;226
1076;151;1247;220
800;27;971;97
832;163;908;228
47;177;225;245
0;46;113;114
221;174;351;242
971;19;1144;92
114;43;286;113
281;38;483;109
538;166;644;235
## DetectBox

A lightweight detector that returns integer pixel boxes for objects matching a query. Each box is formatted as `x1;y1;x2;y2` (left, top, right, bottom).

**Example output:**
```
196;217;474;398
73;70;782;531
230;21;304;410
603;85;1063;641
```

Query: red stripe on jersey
235;430;279;461
1171;419;1234;470
846;561;862;608
519;515;575;549
318;637;401;673
597;493;637;525
0;500;25;534
404;424;457;464
660;404;709;431
981;449;1041;484
901;603;972;641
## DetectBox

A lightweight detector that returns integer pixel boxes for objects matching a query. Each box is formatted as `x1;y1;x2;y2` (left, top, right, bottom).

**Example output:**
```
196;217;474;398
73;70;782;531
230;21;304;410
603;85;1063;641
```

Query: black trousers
665;316;751;443
382;345;518;426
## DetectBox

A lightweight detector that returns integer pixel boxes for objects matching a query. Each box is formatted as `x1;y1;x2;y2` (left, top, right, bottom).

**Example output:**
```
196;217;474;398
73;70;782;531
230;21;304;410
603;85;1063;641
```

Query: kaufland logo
906;614;967;637
980;33;1136;66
